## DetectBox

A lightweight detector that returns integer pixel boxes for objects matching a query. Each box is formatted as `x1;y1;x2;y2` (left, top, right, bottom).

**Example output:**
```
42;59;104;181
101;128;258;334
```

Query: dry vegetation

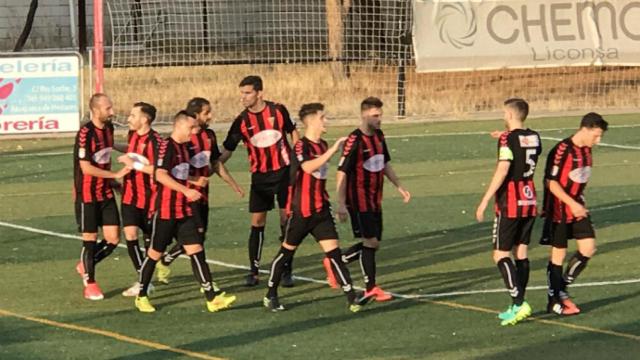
103;63;640;122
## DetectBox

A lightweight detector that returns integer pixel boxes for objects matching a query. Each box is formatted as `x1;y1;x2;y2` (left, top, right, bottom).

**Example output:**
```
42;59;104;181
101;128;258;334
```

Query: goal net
102;0;640;122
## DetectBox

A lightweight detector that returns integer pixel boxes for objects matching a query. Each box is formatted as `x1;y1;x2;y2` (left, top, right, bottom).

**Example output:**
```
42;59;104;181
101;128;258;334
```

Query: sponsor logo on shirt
363;154;385;172
127;152;149;165
171;162;190;180
569;166;591;184
250;129;282;148
312;163;328;180
93;147;112;165
519;135;540;147
190;150;211;169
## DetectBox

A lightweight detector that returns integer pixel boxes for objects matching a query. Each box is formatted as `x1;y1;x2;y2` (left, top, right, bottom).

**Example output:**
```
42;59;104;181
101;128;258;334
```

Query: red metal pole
93;0;104;93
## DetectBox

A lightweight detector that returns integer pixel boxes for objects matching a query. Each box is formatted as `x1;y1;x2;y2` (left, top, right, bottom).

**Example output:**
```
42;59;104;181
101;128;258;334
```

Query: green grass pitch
1;114;639;359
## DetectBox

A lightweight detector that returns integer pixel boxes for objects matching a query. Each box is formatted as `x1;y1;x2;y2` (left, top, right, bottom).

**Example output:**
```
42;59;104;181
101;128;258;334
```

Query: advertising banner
0;53;82;134
413;0;640;72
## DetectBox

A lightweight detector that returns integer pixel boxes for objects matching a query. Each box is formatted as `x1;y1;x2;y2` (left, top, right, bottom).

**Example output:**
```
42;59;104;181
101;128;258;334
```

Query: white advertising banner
0;53;82;134
413;0;640;72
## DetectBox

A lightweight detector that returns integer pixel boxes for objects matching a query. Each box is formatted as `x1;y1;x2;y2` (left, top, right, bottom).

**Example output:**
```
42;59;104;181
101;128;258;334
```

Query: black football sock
126;239;144;273
143;233;151;251
549;263;565;302
266;246;294;298
564;251;590;285
546;261;554;301
161;244;184;266
81;241;96;283
515;258;530;300
326;248;355;299
497;258;522;306
94;242;117;264
190;251;217;302
248;226;265;275
360;246;377;291
138;257;157;297
342;242;363;264
93;239;107;254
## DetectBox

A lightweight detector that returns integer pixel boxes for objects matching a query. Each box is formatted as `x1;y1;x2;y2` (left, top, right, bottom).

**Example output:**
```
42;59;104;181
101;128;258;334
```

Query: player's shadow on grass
108;298;427;360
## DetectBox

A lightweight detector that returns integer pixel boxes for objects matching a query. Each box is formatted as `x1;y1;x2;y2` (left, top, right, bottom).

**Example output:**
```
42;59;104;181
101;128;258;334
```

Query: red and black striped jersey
494;129;542;218
337;128;390;213
188;127;222;202
73;121;115;203
149;137;193;220
287;138;330;217
121;129;163;210
222;101;295;178
543;137;593;223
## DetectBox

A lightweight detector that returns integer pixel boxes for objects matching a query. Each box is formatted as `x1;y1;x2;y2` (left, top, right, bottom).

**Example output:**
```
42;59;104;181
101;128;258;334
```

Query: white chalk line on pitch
2;123;639;158
1;218;639;299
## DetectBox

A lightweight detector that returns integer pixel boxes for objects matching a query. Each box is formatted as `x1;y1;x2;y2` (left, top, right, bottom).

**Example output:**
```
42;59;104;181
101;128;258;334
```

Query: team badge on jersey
363;154;385;172
190;150;211;169
250;129;282;148
171;162;190;180
78;147;86;159
93;147;113;165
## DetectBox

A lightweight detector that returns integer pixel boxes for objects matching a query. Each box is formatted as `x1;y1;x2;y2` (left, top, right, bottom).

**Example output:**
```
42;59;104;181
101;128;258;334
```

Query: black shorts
249;168;289;213
284;208;339;246
121;204;150;234
148;214;201;253
190;201;209;233
540;216;595;249
492;214;535;251
348;209;383;240
75;198;120;233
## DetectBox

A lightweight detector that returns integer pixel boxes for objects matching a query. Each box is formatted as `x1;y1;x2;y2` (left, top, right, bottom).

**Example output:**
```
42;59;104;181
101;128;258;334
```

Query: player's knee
82;233;98;241
183;244;203;255
492;251;510;264
147;248;162;260
363;238;379;249
124;228;138;241
550;247;567;264
251;213;267;227
513;245;528;260
582;246;597;258
282;241;297;251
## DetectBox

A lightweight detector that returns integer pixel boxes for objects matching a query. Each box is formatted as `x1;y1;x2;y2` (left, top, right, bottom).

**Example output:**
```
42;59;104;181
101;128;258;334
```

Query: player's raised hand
336;203;349;222
398;186;411;203
569;202;589;220
475;200;488;222
184;188;202;202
